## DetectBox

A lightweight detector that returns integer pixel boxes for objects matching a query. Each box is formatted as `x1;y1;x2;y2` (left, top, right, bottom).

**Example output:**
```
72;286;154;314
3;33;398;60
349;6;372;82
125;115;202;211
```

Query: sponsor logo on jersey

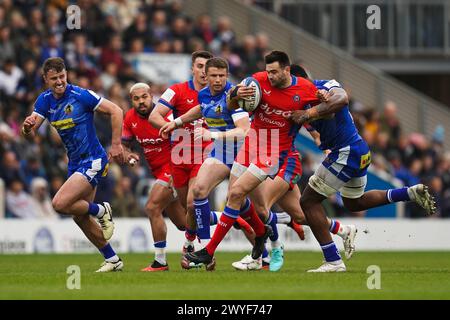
136;137;164;145
258;113;286;127
259;103;292;119
51;118;76;130
205;118;227;127
187;99;194;104
143;147;162;153
263;89;271;95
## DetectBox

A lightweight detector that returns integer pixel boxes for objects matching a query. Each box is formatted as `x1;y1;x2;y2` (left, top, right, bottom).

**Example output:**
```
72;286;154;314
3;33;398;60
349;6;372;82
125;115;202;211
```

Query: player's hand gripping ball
237;77;262;112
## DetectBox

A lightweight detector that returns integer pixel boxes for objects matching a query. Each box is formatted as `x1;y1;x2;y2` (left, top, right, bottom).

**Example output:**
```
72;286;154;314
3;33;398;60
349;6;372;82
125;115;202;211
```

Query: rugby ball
237;77;261;112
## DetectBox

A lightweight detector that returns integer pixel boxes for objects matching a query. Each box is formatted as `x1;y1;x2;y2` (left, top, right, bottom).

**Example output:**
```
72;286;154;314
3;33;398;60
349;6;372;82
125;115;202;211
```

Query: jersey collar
188;79;196;91
290;75;297;86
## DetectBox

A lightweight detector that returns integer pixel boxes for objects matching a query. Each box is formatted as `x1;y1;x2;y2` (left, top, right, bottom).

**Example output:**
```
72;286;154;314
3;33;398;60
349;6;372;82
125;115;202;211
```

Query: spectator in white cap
30;177;58;219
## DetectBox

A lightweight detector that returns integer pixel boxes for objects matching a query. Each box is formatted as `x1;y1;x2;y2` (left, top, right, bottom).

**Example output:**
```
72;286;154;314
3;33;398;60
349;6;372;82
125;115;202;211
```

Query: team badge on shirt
64;104;73;115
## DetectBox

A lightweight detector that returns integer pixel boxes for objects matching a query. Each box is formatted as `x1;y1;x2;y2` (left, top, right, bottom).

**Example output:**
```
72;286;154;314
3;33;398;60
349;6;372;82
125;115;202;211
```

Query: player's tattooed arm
290;88;348;125
315;87;348;115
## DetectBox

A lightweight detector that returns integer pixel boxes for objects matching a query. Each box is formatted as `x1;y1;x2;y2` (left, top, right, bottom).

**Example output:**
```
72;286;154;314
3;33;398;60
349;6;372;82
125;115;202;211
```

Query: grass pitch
0;251;449;300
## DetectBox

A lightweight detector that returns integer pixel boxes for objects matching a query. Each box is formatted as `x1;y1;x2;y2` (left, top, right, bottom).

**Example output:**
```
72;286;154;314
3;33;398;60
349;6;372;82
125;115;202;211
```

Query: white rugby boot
95;258;124;272
307;260;346;273
407;184;437;215
232;255;262;271
98;202;114;241
342;225;357;260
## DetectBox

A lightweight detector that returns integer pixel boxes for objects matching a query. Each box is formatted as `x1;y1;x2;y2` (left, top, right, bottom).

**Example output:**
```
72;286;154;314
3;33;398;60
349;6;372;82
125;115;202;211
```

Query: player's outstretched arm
159;105;202;139
195;115;250;142
21;113;45;140
223;114;250;140
149;103;171;129
178;104;202;124
96;98;125;164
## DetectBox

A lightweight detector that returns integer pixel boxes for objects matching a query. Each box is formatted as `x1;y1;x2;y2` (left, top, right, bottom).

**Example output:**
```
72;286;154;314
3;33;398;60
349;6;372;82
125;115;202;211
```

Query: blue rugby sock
320;241;341;262
266;211;279;242
87;202;105;218
210;211;219;225
194;197;211;239
99;243;118;262
262;247;269;259
386;187;411;203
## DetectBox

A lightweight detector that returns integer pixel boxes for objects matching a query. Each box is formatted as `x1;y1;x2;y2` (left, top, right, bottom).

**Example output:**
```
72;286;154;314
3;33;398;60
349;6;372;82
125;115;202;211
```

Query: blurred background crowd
0;0;449;219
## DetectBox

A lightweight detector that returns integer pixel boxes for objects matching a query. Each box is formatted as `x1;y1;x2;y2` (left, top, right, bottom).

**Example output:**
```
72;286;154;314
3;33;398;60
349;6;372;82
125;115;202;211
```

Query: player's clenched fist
126;152;139;167
22;115;37;133
317;89;330;102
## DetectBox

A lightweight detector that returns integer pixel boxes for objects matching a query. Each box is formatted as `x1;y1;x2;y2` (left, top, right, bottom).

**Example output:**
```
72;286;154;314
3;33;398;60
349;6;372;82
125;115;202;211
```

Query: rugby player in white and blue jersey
289;71;436;272
21;58;126;272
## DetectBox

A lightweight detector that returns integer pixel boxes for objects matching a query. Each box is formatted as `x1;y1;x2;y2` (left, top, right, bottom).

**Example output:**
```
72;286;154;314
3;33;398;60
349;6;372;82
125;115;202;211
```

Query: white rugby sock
97;204;106;218
337;225;350;239
271;239;282;249
155;247;166;265
275;212;292;224
105;255;119;263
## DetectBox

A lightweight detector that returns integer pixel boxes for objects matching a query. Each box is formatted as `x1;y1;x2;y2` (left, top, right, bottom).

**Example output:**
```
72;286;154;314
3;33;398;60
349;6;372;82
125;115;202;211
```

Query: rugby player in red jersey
183;51;321;270
123;83;186;272
148;51;214;261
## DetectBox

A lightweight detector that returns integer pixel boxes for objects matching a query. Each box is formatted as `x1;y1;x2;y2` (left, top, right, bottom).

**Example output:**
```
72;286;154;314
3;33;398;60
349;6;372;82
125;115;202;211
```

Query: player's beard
270;74;290;88
136;103;152;118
